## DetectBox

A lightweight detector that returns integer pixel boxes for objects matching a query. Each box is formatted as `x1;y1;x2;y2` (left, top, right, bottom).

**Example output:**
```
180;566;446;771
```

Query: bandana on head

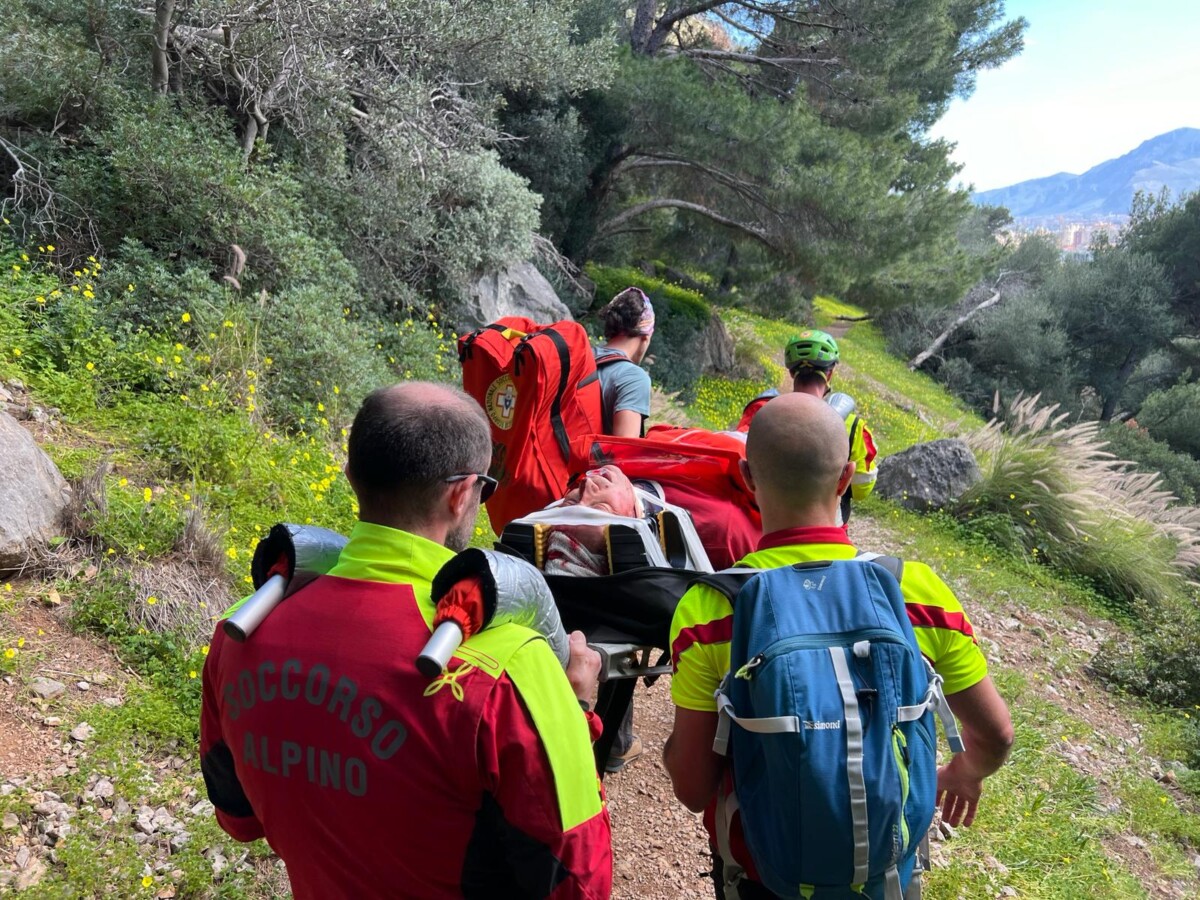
635;292;655;336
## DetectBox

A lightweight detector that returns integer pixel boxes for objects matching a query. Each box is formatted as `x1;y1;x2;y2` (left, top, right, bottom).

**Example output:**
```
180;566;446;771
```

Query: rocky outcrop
695;313;735;374
454;261;572;331
0;411;71;573
875;438;981;512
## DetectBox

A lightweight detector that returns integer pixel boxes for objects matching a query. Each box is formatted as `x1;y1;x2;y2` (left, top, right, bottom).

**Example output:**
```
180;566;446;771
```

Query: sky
929;0;1200;192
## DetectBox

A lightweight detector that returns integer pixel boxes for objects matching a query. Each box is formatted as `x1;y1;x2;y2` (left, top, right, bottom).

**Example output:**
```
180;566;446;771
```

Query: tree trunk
1100;347;1139;422
151;0;176;94
908;289;1002;370
630;0;656;53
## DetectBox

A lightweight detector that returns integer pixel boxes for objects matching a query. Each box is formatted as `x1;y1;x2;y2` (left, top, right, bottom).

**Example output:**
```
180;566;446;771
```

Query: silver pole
222;574;287;643
416;621;465;678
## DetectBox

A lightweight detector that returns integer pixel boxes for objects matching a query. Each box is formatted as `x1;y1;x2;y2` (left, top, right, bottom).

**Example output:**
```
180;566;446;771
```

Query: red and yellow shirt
670;526;987;713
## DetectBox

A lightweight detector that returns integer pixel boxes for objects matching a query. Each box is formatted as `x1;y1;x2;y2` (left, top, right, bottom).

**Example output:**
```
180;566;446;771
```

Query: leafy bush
1137;381;1200;458
252;286;394;426
1092;590;1200;710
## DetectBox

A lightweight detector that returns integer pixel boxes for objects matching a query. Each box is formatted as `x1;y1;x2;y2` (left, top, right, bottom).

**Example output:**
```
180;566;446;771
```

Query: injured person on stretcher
494;426;763;652
511;425;764;578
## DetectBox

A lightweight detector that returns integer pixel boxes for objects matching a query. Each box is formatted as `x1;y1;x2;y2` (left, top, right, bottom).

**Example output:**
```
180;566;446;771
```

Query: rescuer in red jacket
200;382;612;899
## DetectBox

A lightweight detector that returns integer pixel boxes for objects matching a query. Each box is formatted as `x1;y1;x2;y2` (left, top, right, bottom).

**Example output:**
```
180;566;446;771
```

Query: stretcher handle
223;574;287;643
417;621;465;678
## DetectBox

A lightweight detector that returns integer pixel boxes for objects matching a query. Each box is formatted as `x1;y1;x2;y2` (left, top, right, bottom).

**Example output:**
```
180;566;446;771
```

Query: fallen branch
908;270;1023;371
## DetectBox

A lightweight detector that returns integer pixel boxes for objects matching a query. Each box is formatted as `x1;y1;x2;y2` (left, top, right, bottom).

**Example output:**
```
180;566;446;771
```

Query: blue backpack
703;557;962;900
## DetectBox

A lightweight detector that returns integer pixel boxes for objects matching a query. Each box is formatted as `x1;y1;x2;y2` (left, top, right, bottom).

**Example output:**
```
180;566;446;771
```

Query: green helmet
785;329;840;374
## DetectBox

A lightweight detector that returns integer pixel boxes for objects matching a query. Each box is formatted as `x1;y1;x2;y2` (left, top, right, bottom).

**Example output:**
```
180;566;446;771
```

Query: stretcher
496;487;713;774
231;489;712;777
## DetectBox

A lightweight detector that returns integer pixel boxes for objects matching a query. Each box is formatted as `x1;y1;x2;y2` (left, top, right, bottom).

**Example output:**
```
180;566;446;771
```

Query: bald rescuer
200;383;612;899
664;394;1013;899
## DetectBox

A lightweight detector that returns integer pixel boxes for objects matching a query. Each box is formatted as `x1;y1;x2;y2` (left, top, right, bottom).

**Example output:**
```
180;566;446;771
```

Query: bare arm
610;408;644;438
663;706;723;813
938;676;1014;827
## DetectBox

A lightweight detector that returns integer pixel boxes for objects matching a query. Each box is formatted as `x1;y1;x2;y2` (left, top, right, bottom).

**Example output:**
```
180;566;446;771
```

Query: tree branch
617;154;776;212
667;47;841;69
644;1;727;54
908;290;1001;370
594;198;778;251
151;0;176;94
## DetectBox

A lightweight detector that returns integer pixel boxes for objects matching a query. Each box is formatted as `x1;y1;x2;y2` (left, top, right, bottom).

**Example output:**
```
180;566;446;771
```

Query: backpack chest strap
712;687;800;757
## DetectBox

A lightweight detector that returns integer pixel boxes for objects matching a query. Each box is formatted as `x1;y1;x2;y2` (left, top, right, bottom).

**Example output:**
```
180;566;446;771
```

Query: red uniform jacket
200;523;611;899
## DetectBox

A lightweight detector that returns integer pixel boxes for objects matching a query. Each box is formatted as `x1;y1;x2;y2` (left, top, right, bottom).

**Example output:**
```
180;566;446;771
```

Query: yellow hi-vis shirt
847;414;878;502
669;526;988;713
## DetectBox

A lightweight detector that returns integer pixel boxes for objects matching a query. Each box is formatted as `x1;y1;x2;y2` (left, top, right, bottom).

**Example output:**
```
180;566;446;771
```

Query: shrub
1101;422;1200;506
252;285;393;426
1138;381;1200;458
1092;590;1200;710
957;395;1200;610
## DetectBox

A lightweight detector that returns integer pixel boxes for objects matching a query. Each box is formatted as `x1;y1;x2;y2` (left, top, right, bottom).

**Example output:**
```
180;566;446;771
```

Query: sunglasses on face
444;472;498;503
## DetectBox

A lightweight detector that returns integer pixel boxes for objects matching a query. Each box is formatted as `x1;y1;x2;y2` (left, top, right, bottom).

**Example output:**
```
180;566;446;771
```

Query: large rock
456;262;572;331
695;313;735;374
875;438;981;512
0;412;70;573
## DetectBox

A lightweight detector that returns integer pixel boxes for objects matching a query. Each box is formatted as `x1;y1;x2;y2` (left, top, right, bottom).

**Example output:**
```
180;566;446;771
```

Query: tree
1;0;615;313
907;225;1060;370
1043;247;1175;421
1122;189;1200;332
570;1;1025;307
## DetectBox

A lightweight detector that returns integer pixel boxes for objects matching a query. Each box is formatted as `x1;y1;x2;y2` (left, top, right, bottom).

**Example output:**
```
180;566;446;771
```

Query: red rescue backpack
460;317;618;533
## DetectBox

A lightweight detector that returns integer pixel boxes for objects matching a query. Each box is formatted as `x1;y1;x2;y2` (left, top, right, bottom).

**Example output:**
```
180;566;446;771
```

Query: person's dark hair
347;383;491;521
601;287;649;340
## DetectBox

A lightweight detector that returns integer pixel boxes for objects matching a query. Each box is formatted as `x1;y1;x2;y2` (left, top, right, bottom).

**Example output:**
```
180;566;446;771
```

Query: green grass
858;500;1200;897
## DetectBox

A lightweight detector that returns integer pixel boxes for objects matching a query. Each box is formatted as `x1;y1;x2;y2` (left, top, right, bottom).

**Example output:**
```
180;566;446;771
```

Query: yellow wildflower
181;312;191;322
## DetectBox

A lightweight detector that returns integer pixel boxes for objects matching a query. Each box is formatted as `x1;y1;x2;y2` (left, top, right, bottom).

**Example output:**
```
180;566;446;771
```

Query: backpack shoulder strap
847;414;863;455
595;352;636;368
855;551;903;583
691;568;762;603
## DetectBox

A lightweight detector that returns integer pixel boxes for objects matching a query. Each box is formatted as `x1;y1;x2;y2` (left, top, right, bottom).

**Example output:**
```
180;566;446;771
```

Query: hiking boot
605;736;643;774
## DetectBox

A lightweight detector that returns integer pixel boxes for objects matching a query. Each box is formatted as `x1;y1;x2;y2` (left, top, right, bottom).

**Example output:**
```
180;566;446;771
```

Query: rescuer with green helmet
737;328;878;526
786;329;876;524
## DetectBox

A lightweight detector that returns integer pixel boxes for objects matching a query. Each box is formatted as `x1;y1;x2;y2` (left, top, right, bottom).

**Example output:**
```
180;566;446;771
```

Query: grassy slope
3;297;1199;897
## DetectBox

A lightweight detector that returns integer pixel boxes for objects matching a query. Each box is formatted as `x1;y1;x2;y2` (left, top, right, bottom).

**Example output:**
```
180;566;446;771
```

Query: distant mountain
974;128;1200;220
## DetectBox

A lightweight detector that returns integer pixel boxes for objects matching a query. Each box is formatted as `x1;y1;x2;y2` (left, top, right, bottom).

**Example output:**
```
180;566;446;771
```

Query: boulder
695;313;735;374
0;412;71;573
875;438;981;512
455;261;572;332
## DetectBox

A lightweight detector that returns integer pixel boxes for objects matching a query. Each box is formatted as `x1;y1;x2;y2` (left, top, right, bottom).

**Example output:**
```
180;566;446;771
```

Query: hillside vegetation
3;253;1200;896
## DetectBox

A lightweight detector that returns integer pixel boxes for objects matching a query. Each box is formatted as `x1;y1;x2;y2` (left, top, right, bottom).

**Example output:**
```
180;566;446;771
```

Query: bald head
746;393;849;510
347;382;491;522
